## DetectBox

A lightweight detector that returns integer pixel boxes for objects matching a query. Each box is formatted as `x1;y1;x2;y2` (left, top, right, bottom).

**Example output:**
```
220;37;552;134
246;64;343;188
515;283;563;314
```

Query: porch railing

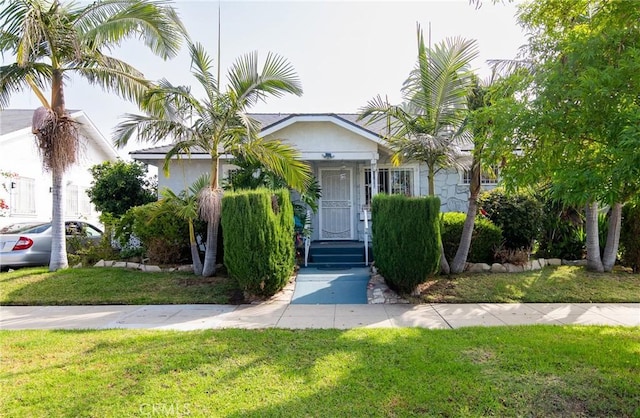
363;208;369;266
304;209;311;267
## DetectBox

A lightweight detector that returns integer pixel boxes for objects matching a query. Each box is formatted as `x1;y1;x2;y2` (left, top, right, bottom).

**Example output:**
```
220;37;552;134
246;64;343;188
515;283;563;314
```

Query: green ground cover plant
1;327;638;417
415;266;640;303
0;267;239;305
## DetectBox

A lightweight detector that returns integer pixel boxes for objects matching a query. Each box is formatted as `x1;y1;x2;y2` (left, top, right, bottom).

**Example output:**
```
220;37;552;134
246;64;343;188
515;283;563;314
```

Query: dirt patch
414;279;458;302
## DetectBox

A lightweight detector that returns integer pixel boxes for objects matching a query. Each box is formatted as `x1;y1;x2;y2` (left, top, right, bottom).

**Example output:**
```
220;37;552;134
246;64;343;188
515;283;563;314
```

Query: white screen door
319;168;353;240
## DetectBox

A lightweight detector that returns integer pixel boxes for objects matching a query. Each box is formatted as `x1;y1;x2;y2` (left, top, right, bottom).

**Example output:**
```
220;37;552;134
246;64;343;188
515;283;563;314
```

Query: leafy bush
478;189;543;250
87;160;157;217
372;194;440;294
115;203;191;265
440;212;502;263
222;189;295;298
621;202;640;273
535;197;585;259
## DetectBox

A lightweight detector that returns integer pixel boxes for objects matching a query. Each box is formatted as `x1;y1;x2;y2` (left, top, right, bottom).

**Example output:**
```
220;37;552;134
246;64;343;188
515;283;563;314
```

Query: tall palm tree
114;42;311;277
0;0;187;271
359;23;478;196
359;23;478;274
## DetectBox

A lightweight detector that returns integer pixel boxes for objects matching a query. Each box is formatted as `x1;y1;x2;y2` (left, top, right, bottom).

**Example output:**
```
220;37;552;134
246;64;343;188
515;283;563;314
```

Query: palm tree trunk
49;170;68;271
451;157;481;274
188;221;203;275
427;166;435;196
48;70;68;272
602;202;622;272
201;157;222;277
585;202;604;272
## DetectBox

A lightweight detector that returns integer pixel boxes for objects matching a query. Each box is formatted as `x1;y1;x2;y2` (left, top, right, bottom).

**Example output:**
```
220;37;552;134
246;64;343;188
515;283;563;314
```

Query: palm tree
359;23;478;274
150;173;209;275
114;42;311;277
0;0;186;271
359;24;478;196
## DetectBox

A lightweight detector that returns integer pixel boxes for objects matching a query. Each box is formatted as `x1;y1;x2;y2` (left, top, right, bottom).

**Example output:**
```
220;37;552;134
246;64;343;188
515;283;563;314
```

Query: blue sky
5;0;527;157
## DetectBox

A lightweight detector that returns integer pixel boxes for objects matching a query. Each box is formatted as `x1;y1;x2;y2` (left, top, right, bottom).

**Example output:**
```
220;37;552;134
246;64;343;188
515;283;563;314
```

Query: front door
319;168;353;240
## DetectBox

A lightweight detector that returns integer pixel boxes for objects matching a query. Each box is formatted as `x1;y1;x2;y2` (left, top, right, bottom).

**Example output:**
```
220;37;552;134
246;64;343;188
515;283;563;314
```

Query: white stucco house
0;109;119;228
130;113;498;243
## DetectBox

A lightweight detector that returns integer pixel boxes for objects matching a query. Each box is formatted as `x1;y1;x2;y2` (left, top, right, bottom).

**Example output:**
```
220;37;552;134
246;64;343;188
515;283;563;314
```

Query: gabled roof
0;108;119;160
131;113;389;157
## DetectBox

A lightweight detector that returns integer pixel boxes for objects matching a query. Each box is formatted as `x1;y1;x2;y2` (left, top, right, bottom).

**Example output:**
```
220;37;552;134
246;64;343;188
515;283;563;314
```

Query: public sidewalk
1;303;638;331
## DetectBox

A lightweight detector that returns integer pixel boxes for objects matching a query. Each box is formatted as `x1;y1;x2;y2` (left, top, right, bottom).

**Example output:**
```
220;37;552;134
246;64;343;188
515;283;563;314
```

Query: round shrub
478;189;543;250
440;212;502;263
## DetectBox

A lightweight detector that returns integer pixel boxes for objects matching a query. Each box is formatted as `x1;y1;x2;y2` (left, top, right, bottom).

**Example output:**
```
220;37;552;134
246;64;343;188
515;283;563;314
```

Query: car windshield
0;223;51;234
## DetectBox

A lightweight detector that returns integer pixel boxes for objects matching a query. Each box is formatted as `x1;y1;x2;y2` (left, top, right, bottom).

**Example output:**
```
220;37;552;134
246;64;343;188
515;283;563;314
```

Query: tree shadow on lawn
2;326;638;417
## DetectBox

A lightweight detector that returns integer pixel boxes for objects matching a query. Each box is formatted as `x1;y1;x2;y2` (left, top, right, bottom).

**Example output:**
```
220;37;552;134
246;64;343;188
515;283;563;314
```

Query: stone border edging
92;260;193;272
465;258;587;273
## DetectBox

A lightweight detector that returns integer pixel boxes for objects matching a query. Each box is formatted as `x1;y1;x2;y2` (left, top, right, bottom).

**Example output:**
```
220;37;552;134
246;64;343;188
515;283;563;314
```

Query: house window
79;187;93;216
364;168;414;205
462;165;500;185
11;177;36;215
66;185;79;216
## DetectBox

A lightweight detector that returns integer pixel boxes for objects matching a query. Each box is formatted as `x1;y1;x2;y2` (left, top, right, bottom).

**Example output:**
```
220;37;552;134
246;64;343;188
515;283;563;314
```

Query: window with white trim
11;177;36;215
462;165;500;185
364;168;414;206
66;185;79;216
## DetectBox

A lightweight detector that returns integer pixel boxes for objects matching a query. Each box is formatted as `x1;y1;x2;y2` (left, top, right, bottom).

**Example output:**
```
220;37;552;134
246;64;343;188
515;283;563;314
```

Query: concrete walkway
1;303;638;330
291;267;370;304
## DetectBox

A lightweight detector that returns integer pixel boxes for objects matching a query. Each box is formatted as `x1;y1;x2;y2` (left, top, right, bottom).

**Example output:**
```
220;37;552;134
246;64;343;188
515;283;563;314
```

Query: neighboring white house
130;113;498;242
0;109;119;228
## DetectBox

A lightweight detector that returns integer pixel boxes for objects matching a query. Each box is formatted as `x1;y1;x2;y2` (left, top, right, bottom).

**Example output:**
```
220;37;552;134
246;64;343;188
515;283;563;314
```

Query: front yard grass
415;265;640;303
0;267;240;305
1;265;639;305
1;326;639;417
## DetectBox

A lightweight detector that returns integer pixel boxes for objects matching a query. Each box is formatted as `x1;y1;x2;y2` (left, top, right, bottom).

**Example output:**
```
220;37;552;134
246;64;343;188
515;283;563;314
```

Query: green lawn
1;265;639;305
0;267;240;305
1;327;638;417
415;266;640;303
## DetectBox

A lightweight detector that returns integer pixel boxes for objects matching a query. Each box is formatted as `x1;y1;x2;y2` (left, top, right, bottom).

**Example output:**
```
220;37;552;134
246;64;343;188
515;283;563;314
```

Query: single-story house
0;109;119;228
131;113;499;243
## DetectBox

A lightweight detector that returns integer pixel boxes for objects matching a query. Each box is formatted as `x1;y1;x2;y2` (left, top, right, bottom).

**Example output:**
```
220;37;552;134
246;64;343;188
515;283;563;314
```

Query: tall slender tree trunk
49;170;68;271
427;166;435;196
451;157;481;274
602;202;622;272
585;202;604;272
48;70;69;271
188;221;203;275
201;157;222;277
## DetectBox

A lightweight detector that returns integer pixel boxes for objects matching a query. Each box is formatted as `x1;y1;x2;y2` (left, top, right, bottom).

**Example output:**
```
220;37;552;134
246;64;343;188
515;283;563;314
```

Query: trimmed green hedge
372;194;440;294
222;189;295;297
441;212;502;263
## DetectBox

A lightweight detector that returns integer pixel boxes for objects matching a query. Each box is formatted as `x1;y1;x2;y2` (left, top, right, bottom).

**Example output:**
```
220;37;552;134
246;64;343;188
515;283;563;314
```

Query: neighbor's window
11;177;36;215
66;185;79;216
462;165;500;185
364;168;414;205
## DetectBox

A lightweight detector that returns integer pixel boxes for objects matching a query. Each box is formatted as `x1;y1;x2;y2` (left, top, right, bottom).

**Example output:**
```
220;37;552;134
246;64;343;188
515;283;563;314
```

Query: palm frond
231;138;311;192
113;113;192;148
71;52;151;104
75;0;187;59
0;62;51;108
188;42;218;104
228;51;303;108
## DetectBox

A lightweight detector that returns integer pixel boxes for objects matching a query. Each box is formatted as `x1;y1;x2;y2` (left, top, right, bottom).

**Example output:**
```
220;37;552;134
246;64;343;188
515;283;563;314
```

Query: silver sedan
0;221;103;270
